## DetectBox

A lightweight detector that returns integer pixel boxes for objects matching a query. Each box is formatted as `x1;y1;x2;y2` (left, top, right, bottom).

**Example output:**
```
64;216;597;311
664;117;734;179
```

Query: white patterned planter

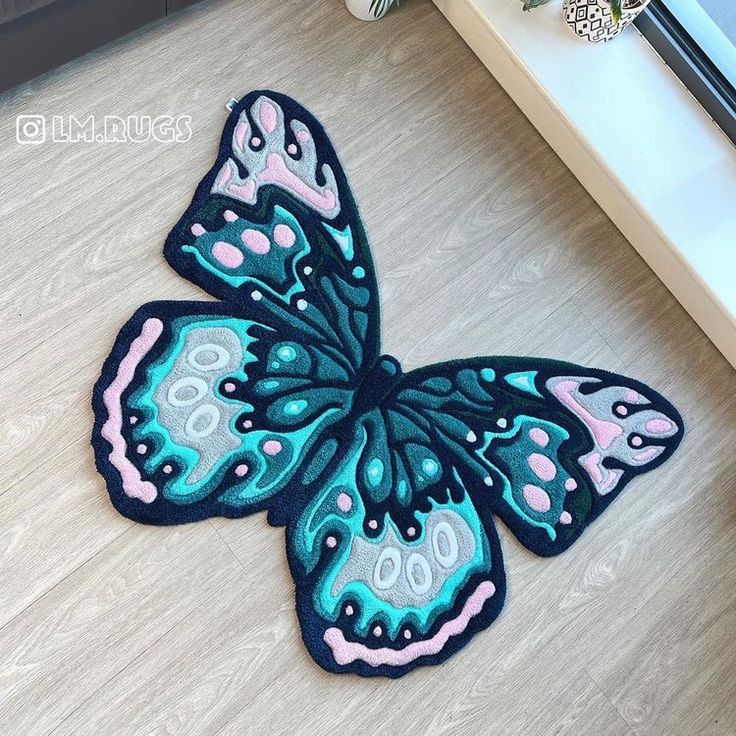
345;0;389;21
563;0;650;42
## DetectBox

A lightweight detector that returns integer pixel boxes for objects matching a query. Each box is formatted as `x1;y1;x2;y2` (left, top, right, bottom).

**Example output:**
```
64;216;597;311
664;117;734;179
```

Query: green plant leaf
522;0;553;9
370;0;400;16
610;0;622;23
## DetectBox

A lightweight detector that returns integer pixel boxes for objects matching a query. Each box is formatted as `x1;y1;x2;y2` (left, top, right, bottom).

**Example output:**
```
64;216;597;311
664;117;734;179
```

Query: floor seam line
584;667;639;734
207;519;248;571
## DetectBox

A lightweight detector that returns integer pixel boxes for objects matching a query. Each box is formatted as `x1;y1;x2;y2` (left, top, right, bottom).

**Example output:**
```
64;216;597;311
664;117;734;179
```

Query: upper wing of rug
391;358;684;556
91;300;356;525
163;90;380;374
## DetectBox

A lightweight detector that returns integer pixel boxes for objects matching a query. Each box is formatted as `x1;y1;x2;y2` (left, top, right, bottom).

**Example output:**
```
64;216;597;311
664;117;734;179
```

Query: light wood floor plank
0;522;241;735
522;671;634;736
0;450;131;629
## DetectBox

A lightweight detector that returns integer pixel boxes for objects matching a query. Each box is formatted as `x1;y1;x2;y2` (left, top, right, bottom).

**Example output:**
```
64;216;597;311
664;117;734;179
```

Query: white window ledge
433;0;736;369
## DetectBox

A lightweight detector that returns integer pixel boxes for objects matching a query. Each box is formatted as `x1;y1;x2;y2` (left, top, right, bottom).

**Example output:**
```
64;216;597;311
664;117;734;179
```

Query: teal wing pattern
392;357;683;555
288;405;504;678
93;301;356;524
286;356;681;676
164;91;380;374
92;91;379;524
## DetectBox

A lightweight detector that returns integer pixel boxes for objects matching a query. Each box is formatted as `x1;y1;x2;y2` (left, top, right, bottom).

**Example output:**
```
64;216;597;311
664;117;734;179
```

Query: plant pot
563;0;650;42
345;0;389;21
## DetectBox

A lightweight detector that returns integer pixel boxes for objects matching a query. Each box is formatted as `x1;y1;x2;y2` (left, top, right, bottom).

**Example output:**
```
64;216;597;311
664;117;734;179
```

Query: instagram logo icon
16;115;46;144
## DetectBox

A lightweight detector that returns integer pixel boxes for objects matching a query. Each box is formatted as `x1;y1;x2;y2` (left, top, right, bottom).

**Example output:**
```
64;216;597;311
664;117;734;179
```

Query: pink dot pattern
263;440;283;456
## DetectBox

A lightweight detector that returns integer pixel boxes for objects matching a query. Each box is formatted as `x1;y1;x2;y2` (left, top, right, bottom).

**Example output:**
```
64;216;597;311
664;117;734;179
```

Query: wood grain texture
0;1;734;734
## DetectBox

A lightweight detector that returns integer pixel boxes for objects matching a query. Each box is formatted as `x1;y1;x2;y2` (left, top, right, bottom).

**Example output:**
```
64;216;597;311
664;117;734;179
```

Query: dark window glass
636;0;736;145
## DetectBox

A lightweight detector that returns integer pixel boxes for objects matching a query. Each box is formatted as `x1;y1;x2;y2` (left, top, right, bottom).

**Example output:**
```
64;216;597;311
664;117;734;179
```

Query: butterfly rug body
92;91;683;678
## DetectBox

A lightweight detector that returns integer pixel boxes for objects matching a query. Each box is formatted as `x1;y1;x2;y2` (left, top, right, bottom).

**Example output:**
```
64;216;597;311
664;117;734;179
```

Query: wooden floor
1;1;735;734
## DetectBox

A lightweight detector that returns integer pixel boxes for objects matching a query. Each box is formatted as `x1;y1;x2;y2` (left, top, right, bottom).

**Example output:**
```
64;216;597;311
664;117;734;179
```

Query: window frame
635;0;736;146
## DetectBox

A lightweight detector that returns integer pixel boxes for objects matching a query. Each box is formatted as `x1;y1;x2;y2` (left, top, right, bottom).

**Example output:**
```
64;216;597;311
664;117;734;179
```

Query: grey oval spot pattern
188;342;232;371
167;376;208;407
153;326;244;483
332;509;476;609
432;522;459;569
185;403;221;440
406;553;433;595
373;548;401;590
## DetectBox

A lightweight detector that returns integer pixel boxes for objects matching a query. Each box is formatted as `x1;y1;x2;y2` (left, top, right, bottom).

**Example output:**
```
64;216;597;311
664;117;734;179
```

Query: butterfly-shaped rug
92;91;683;678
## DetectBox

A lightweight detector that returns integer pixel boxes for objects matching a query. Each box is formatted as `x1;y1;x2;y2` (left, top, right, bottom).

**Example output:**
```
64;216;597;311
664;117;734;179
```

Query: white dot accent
303;266;313;275
251;290;262;301
497;418;508;429
484;476;493;486
296;299;308;311
466;430;477;443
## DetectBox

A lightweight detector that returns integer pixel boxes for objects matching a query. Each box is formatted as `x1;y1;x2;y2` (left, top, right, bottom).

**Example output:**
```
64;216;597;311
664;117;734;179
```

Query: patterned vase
345;0;389;21
563;0;650;42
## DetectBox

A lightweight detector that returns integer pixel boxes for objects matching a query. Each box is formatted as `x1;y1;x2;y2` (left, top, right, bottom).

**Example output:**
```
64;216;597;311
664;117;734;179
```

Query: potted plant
523;0;651;42
346;0;400;21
